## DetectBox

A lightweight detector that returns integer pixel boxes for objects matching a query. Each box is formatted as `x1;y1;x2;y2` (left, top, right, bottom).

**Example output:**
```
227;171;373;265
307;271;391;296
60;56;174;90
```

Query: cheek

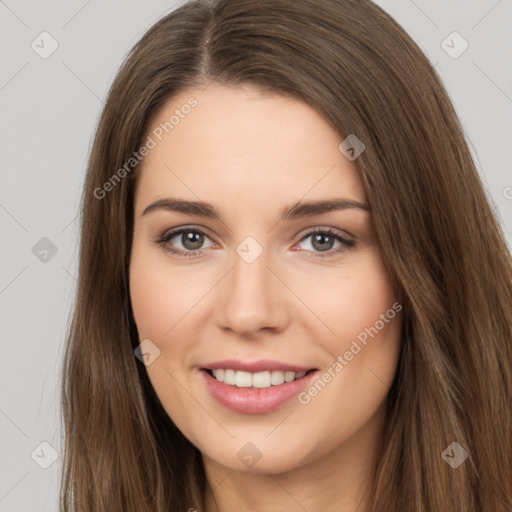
291;255;402;453
129;244;200;341
129;243;221;380
128;248;192;376
303;250;402;408
129;247;199;415
129;260;170;339
335;271;398;350
295;250;400;358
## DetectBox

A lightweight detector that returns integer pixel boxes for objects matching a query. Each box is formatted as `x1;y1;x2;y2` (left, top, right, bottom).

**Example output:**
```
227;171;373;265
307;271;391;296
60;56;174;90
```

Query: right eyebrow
141;198;222;219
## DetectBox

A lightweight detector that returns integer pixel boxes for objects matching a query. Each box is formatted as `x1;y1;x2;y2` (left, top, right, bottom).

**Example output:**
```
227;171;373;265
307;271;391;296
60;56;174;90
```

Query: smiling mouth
203;368;317;389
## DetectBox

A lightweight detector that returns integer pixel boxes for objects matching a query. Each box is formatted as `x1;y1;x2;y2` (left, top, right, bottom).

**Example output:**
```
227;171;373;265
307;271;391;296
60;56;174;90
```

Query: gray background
1;1;511;510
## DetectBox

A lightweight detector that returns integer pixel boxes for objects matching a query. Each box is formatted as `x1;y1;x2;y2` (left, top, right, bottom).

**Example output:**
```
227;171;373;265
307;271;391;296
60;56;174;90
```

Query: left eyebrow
141;197;370;220
280;198;370;221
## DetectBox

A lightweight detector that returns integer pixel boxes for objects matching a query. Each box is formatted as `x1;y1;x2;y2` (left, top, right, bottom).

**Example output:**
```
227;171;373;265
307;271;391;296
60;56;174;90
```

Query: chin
199;432;317;475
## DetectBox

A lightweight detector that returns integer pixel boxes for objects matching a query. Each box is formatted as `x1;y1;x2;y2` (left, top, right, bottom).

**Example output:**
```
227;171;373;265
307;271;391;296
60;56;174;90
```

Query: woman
60;0;512;510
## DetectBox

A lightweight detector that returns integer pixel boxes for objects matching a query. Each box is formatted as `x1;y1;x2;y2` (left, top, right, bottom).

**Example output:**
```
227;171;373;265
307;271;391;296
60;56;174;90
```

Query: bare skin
129;83;403;512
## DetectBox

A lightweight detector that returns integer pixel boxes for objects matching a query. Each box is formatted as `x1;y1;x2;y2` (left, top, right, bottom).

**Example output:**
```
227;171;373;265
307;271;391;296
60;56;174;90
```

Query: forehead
134;84;366;214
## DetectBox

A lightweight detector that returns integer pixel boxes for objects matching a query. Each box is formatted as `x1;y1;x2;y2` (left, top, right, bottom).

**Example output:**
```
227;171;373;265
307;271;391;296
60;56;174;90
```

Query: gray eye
168;230;213;251
311;233;336;252
299;233;341;253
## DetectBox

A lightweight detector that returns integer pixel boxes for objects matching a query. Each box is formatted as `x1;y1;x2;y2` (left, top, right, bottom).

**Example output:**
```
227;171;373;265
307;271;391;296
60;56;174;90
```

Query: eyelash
154;226;355;260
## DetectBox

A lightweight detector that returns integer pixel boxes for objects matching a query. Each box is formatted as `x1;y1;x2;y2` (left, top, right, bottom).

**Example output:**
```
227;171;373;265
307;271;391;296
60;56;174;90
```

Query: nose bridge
216;235;286;334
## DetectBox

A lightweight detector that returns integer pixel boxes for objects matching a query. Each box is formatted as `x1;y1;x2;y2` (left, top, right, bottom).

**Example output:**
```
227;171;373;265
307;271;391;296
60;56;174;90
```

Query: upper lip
202;359;316;373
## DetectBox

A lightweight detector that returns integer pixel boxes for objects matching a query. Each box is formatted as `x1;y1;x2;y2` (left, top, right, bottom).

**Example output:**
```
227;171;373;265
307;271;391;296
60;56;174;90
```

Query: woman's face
130;84;403;475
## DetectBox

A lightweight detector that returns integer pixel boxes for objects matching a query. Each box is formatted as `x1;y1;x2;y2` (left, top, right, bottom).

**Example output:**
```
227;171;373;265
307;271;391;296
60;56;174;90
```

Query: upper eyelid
161;226;215;242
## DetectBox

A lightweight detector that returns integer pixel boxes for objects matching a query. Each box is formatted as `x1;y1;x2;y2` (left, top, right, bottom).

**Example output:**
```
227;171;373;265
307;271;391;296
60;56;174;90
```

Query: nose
215;244;289;337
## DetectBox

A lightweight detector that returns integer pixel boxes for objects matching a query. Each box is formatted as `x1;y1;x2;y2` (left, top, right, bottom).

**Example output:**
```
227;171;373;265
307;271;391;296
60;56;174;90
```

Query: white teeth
284;371;295;382
209;368;310;388
235;371;252;387
270;370;285;385
224;369;236;385
252;371;271;388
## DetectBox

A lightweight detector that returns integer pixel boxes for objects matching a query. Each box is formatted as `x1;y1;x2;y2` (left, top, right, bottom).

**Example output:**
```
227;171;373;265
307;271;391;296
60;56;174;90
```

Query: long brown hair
59;0;512;510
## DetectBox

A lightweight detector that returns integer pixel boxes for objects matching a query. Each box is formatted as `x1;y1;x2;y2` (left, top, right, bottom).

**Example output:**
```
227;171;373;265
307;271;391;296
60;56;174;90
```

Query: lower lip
201;369;319;414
